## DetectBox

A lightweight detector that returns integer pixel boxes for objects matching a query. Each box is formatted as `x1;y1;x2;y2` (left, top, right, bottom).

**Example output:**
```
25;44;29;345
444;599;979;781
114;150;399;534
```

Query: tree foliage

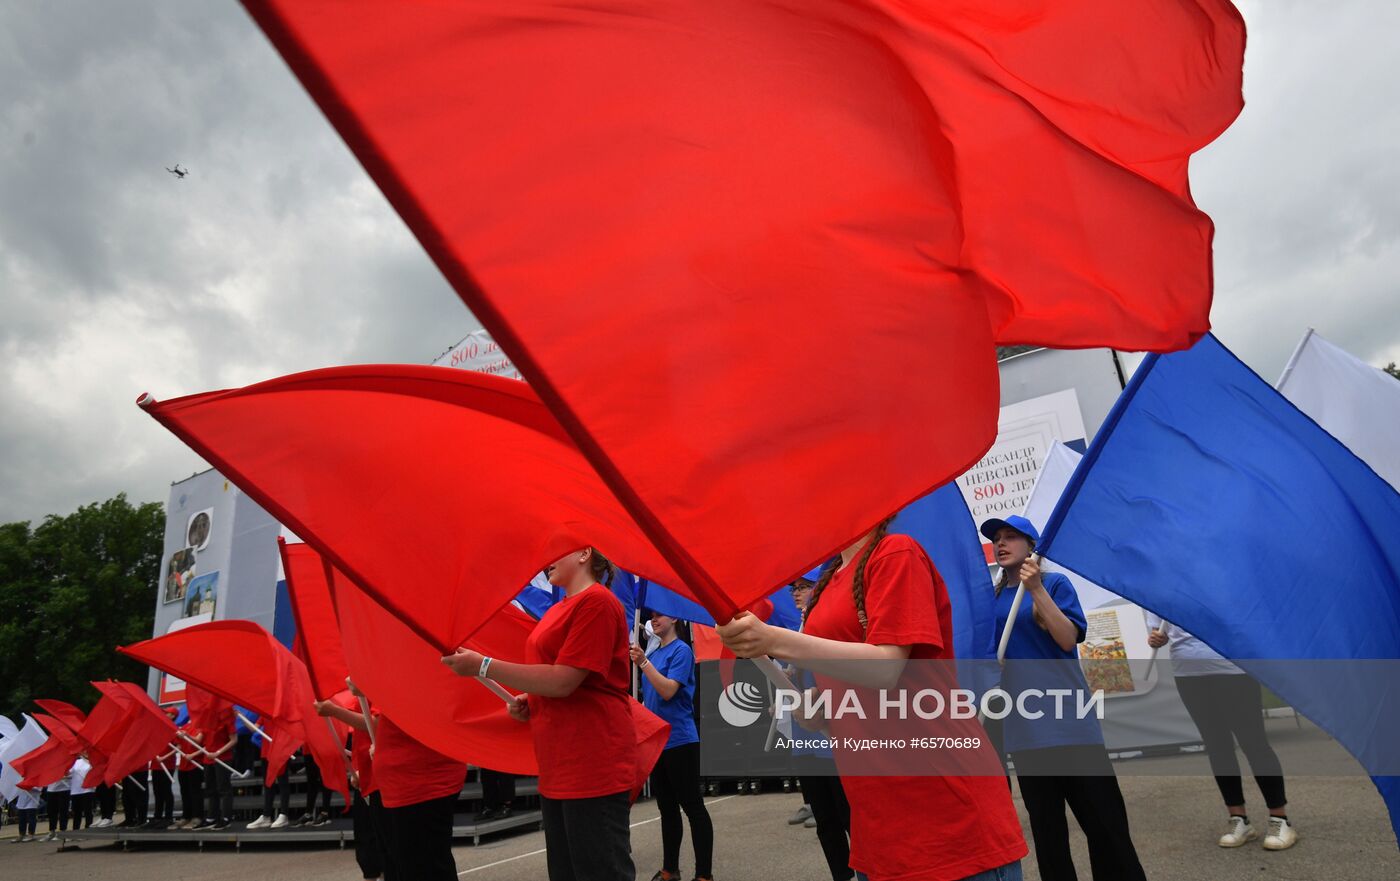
1384;362;1399;381
0;494;164;720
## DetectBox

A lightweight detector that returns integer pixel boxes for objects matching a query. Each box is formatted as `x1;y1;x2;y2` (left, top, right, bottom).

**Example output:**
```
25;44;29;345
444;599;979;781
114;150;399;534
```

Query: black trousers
70;792;94;828
204;763;233;823
18;808;38;837
353;790;387;880
1013;745;1145;881
46;790;70;831
541;791;634;881
122;774;148;823
262;760;291;817
371;793;397;881
383;793;457;881
650;743;713;878
96;782;117;820
178;768;204;820
796;757;853;881
305;756;333;817
480;768;517;809
152;768;174;820
1174;673;1287;810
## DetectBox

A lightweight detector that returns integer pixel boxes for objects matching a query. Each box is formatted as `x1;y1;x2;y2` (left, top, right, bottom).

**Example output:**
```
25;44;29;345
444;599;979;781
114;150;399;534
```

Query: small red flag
101;684;178;786
13;714;81;789
33;700;86;736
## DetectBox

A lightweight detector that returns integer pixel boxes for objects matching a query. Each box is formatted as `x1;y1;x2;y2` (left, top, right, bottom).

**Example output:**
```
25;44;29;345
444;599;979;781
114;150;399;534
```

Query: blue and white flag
1038;334;1400;845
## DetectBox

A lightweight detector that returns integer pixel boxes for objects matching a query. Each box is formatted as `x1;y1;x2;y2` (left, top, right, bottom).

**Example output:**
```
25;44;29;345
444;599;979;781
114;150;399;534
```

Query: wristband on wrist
478;656;493;679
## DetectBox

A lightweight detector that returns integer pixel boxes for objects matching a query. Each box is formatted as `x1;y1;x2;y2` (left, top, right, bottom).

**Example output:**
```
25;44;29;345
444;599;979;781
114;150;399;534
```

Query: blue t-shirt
995;571;1104;752
641;638;699;750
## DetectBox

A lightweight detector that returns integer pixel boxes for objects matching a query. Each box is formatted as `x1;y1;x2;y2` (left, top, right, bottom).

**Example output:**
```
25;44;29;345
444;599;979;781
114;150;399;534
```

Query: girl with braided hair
443;545;638;881
718;518;1027;881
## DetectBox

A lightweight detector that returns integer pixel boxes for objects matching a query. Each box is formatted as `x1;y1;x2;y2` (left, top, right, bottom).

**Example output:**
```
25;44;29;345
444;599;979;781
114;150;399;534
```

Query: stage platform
53;809;544;851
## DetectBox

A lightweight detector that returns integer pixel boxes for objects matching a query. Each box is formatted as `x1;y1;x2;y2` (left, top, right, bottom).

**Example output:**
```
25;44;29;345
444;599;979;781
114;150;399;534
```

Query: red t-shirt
373;715;465;808
804;533;1027;881
525;583;636;799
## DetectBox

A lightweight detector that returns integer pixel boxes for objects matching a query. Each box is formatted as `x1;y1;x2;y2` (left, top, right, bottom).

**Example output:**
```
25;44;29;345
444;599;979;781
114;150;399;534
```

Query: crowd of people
4;522;1296;881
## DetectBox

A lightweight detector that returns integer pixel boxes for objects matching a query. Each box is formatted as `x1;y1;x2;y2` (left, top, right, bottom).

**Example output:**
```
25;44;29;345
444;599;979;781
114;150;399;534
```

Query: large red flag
235;0;1244;618
140;367;684;652
327;560;540;774
329;558;667;792
120;621;349;801
13;714;80;789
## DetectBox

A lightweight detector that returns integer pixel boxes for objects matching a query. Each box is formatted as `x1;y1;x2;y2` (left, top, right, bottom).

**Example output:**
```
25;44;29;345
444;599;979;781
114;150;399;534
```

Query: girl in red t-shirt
717;519;1028;881
444;546;637;881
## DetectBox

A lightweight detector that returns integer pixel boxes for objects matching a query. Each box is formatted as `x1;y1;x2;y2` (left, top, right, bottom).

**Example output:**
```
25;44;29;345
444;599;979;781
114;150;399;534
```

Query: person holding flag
444;546;641;881
631;611;713;881
982;515;1144;881
315;685;388;881
172;709;204;830
718;519;1026;881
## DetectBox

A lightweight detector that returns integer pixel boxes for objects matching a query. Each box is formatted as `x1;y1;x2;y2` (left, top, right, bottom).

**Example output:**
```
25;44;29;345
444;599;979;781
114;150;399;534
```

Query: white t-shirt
1145;615;1243;677
69;757;95;794
16;787;42;810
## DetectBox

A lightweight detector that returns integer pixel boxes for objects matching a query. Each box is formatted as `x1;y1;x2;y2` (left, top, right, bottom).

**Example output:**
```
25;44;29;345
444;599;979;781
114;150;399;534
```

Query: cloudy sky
1;1;1397;526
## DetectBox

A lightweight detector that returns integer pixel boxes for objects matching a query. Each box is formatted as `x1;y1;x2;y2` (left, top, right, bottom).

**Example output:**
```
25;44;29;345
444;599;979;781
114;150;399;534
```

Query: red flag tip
136;392;157;409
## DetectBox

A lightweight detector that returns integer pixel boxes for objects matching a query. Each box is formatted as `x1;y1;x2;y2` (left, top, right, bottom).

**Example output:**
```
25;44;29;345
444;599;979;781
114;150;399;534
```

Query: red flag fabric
243;1;1242;352
140;367;684;652
329;558;666;794
280;538;352;700
100;684;177;786
78;684;144;787
33;700;86;736
119;621;349;801
183;684;234;742
327;561;540;774
236;0;1244;620
13;714;80;789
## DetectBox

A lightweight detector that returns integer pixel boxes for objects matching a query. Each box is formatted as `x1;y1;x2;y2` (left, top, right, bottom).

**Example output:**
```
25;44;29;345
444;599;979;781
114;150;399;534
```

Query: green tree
0;494;164;720
1384;362;1399;381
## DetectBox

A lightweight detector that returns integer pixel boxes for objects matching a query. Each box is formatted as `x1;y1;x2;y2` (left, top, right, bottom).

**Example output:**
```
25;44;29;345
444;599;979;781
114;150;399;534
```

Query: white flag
0;714;49;801
1278;329;1400;491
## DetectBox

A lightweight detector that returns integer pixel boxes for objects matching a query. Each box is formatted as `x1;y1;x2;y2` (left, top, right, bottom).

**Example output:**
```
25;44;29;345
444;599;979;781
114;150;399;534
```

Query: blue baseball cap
979;514;1040;544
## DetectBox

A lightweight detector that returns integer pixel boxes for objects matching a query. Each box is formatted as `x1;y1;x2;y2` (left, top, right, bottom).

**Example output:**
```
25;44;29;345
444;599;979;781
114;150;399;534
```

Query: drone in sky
166;164;188;179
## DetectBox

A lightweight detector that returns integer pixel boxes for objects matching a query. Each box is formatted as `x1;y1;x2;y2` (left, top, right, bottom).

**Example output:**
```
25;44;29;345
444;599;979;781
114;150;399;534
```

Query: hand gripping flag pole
175;731;248;779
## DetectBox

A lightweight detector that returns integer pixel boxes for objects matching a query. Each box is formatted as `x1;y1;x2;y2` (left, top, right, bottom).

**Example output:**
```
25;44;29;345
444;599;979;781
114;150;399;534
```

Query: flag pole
995;560;1034;667
234;709;270;741
175;731;247;778
1276;327;1315;390
476;677;515;704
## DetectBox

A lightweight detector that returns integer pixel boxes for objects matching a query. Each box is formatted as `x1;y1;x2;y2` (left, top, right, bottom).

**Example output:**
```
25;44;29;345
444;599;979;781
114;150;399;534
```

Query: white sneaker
270;813;290;829
787;804;812;825
44;832;56;841
1218;816;1257;847
1262;816;1298;851
246;814;271;830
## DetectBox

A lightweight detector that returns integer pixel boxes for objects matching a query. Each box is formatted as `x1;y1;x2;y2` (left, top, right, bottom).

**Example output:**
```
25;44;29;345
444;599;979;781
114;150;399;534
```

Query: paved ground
3;722;1395;879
